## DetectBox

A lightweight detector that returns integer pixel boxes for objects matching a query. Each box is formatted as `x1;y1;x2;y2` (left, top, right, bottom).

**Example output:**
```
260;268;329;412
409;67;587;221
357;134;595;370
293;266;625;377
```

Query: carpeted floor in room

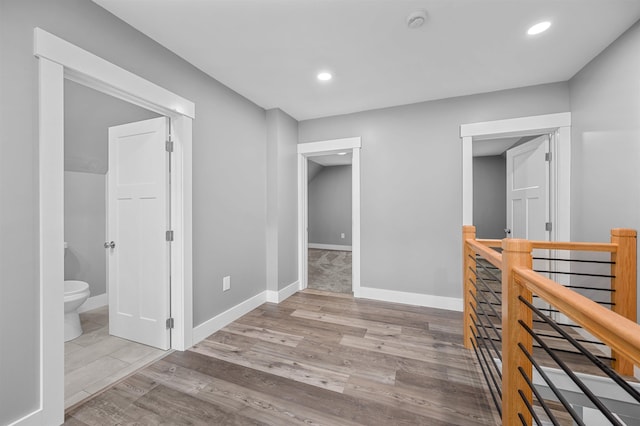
308;248;352;294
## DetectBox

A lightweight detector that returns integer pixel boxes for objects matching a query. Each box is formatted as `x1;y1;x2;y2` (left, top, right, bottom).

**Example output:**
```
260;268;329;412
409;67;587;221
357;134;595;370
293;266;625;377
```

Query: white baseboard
308;243;352;251
266;280;300;303
7;408;43;426
192;291;266;345
78;293;108;313
357;286;463;312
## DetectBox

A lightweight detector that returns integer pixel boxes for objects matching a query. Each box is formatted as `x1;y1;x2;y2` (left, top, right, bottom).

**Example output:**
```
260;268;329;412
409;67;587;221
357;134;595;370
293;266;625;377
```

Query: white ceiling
309;153;353;167
473;136;520;157
93;0;640;120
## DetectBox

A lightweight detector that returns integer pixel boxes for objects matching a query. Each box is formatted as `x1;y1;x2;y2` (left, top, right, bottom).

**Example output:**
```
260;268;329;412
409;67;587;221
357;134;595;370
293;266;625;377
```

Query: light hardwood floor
65;306;167;408
65;290;499;425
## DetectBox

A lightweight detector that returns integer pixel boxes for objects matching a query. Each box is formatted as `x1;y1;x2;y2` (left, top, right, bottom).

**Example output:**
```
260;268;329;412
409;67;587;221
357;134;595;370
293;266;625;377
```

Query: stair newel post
610;228;637;376
501;238;533;425
463;226;477;349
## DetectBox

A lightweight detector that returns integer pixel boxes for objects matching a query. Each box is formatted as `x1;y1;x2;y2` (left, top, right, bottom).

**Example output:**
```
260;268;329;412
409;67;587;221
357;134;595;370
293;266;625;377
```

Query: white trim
358;287;463;312
298;154;308;292
461;136;473;225
168;115;194;350
35;28;194;425
266;280;301;303
77;293;108;313
554;126;571;243
38;57;65;426
352;148;362;298
298;137;362;297
460;113;571;245
308;243;352;251
460;112;571;139
298;137;361;155
33;28;194;119
7;410;41;426
192;292;266;344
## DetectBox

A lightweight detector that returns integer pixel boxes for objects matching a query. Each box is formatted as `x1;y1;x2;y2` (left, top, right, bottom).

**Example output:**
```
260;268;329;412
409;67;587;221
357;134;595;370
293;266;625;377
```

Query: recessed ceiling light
527;21;551;35
317;72;332;81
337;152;347;156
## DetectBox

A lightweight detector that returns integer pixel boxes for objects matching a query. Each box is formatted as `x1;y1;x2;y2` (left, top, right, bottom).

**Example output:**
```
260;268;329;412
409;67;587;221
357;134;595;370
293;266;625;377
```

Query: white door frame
298;137;362;296
32;28;193;426
460;112;571;243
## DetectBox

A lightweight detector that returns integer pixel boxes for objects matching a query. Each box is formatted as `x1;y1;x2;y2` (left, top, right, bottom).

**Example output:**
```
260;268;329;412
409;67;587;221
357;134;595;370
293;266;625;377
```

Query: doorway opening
472;133;550;241
460;112;571;244
462;113;571;320
63;81;170;408
36;28;194;424
298;137;362;297
306;153;353;294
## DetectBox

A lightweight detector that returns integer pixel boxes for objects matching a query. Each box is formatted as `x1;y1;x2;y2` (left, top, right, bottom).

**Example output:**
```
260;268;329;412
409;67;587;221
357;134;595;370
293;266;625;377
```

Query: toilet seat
65;280;89;296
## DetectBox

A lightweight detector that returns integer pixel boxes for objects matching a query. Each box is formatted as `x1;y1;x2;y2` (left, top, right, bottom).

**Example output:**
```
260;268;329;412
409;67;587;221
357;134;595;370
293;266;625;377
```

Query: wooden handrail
467;239;502;268
514;267;640;369
462;227;637;424
476;239;502;248
530;240;617;252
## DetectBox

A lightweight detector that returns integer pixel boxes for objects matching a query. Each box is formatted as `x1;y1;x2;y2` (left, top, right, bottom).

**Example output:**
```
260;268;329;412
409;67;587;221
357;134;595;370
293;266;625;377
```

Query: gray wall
64;172;106;296
0;1;267;423
309;165;353;246
64;80;161;298
299;82;570;298
308;160;324;183
266;108;299;292
65;80;160;174
569;20;640;321
473;156;507;239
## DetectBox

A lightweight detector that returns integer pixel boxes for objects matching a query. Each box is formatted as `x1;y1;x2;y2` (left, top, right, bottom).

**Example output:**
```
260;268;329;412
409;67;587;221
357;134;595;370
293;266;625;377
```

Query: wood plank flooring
65;290;499;425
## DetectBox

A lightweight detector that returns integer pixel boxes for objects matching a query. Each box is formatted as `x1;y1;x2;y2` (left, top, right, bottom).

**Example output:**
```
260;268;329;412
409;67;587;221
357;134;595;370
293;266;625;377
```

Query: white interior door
108;117;170;350
506;135;550;241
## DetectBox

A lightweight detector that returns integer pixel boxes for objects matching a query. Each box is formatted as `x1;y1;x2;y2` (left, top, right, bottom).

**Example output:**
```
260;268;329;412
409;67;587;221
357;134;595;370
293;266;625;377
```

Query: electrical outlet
223;275;231;291
341;233;345;239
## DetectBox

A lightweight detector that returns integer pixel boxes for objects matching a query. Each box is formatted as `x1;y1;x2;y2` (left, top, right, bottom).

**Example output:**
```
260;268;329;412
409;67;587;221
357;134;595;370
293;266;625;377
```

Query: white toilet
64;242;91;341
64;280;90;341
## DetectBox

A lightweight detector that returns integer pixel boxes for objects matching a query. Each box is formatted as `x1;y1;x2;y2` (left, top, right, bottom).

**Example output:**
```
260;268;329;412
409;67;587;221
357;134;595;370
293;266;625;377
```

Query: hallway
64;290;497;425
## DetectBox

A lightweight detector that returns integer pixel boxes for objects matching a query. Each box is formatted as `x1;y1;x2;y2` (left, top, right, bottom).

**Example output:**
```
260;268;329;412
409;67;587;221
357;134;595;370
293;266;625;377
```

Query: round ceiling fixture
317;71;332;81
407;10;428;29
527;21;551;35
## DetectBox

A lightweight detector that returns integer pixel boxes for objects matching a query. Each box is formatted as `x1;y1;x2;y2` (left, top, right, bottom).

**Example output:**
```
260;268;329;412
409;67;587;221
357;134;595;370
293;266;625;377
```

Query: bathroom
63;79;168;409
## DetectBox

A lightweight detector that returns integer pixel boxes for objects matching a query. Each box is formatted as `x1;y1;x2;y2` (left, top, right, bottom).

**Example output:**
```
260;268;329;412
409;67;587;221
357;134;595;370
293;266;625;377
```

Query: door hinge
166;317;174;329
166;230;174;241
545;222;552;232
166;140;174;153
545;152;552;162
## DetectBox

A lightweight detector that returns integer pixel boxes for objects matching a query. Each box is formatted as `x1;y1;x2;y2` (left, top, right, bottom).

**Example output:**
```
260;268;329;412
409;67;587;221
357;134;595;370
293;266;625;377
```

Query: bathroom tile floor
308;249;352;294
64;306;168;410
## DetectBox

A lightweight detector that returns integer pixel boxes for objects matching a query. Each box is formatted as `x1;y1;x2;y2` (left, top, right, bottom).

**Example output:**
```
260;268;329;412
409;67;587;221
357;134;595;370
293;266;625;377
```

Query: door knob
504;228;511;235
104;241;115;249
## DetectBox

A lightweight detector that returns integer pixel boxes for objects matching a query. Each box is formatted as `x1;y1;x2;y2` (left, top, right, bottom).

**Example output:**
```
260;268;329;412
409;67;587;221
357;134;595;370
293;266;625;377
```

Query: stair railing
462;226;639;425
